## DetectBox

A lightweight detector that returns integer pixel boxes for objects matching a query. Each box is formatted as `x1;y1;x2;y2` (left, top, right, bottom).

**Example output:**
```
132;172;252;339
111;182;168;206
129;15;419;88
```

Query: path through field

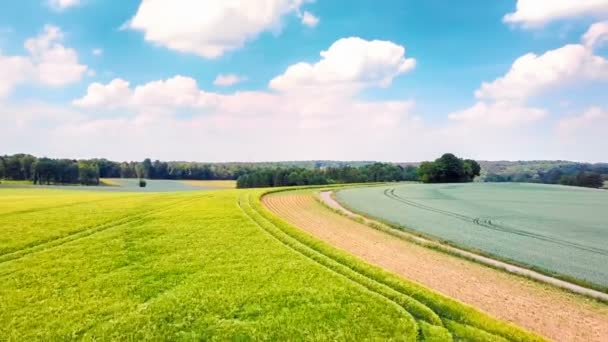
262;191;608;342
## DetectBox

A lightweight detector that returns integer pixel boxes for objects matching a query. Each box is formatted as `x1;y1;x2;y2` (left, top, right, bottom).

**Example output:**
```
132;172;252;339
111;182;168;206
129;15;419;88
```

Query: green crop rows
0;187;542;340
336;183;608;290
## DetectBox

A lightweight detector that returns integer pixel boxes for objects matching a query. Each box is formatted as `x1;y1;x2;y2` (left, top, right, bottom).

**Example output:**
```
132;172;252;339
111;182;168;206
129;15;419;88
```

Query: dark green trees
418;154;481;183
559;172;604;188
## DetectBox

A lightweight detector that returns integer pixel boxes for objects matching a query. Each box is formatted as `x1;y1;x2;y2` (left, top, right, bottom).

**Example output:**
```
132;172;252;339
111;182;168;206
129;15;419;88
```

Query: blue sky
1;0;607;162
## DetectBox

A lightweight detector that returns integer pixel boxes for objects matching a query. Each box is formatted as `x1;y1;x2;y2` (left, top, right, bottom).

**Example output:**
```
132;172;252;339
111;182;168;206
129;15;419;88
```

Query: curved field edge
332;186;608;295
254;187;545;342
317;189;608;303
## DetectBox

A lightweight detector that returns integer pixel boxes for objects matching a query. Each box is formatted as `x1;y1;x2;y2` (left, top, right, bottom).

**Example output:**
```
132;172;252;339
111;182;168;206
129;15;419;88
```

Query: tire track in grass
238;193;429;341
0;193;147;217
277;191;608;342
383;188;608;257
247;193;531;341
0;196;202;265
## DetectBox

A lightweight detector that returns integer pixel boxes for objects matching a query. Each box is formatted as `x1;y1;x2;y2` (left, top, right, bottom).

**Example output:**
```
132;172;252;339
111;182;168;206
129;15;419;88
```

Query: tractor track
0;196;201;265
244;193;536;342
383;188;608;256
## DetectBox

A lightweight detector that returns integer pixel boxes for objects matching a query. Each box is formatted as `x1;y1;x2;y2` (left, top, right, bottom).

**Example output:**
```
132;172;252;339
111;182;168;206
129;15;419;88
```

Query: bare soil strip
263;192;608;342
323;191;608;301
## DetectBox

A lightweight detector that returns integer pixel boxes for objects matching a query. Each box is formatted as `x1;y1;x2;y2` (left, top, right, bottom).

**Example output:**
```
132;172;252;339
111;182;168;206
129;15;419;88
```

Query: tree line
484;162;607;189
0;153;484;188
236;163;420;188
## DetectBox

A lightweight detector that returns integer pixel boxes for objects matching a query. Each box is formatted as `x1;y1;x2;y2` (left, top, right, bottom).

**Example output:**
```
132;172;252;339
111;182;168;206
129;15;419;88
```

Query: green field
336;183;608;289
0;179;232;192
0;187;542;340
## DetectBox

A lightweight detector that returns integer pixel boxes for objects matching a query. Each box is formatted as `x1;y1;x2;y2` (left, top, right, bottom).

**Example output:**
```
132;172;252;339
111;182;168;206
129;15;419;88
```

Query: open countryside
3;1;608;341
337;183;608;289
0;187;544;341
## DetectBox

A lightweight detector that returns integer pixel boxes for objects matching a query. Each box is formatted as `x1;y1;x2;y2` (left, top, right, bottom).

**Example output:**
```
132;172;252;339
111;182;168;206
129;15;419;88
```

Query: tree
141;158;153;179
418;154;479;183
462;159;481;182
78;161;100;185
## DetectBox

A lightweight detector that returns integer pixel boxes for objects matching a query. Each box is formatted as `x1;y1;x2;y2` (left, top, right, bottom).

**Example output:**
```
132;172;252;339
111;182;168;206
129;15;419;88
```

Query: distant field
0;187;541;340
337;183;608;289
99;179;233;192
0;179;233;192
180;179;236;189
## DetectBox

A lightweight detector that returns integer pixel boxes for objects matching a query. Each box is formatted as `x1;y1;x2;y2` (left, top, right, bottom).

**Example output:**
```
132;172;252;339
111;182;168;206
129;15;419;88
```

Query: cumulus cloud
299;11;319;27
72;79;132;108
213;74;246;87
476;25;608;103
269;37;416;93
49;0;80;11
128;0;314;58
448;101;546;127
0;54;33;97
92;48;103;56
0;25;87;97
449;23;608;130
583;20;608;48
475;44;608;102
504;0;608;27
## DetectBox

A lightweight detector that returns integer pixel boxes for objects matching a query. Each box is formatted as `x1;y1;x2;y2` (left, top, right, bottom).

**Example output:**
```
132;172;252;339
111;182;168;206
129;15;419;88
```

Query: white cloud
128;0;312;58
504;0;608;27
448;101;546;127
72;79;132;108
583;20;608;48
25;25;88;86
131;75;210;108
299;11;319;27
74;76;215;110
0;25;87;97
92;48;103;56
269;37;416;93
48;0;80;11
557;106;608;135
213;74;246;87
450;24;608;130
476;44;608;102
0;54;33;97
69;64;420;160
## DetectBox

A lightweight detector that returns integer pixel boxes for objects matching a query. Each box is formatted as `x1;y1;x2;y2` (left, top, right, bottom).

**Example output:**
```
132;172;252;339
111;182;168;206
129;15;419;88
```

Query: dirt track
263;192;608;342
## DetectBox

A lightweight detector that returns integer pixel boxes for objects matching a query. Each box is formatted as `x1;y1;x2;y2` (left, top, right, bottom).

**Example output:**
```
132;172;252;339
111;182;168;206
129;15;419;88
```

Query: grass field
336;183;608;290
0;186;542;340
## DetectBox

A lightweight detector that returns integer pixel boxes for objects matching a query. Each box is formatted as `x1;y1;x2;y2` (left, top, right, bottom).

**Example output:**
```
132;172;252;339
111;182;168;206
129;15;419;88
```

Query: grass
99;178;122;186
0;179;33;185
0;186;543;340
180;179;236;189
336;183;608;291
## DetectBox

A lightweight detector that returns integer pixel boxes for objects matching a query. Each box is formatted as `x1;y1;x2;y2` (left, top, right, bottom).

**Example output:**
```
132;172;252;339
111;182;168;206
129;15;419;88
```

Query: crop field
0;179;234;192
0;187;542;341
336;183;608;289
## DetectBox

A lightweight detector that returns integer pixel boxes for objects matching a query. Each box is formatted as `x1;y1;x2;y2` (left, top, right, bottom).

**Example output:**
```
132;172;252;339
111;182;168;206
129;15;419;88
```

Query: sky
1;0;607;163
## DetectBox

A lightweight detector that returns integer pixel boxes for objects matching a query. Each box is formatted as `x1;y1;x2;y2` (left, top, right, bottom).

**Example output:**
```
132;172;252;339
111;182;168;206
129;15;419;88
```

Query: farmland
0;187;542;341
263;190;608;341
336;183;608;289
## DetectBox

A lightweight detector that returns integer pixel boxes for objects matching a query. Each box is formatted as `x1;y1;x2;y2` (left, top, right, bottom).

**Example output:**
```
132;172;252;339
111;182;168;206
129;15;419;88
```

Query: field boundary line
254;192;545;342
0;196;202;265
320;190;608;303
